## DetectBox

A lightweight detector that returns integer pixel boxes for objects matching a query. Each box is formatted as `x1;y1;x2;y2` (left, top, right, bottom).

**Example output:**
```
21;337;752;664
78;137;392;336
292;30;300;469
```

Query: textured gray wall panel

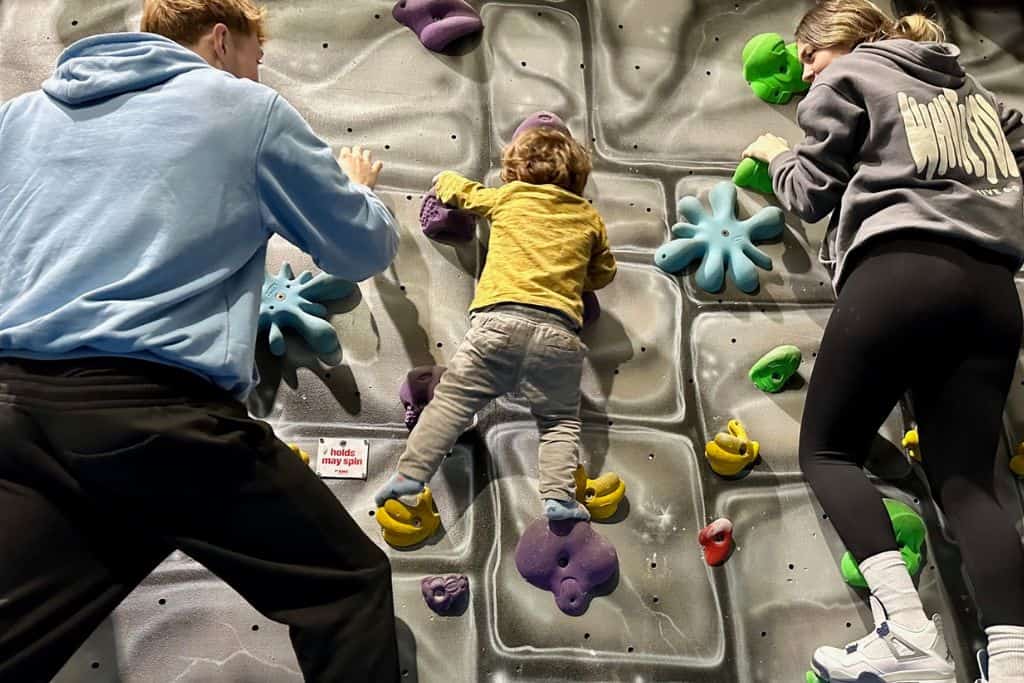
2;1;1022;681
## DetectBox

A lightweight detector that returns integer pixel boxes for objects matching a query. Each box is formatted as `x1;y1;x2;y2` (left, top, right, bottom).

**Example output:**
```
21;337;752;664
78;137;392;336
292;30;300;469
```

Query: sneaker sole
813;660;955;683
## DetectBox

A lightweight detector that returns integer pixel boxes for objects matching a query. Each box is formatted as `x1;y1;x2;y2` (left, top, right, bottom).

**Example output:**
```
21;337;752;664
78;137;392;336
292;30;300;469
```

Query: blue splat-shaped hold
259;263;356;356
655;181;784;294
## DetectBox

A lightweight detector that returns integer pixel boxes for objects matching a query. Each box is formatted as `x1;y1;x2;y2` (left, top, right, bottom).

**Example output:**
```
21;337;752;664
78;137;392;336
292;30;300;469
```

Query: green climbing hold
805;670;824;683
840;499;926;589
734;157;774;196
749;345;801;393
742;33;810;105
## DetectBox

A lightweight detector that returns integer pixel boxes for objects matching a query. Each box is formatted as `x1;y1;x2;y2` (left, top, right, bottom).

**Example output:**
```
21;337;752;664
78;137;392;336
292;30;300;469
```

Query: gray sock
543;498;590;521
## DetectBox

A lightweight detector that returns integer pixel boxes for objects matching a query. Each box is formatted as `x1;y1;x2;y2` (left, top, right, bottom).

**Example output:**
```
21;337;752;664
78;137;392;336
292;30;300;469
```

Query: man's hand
742;133;790;164
339;145;384;189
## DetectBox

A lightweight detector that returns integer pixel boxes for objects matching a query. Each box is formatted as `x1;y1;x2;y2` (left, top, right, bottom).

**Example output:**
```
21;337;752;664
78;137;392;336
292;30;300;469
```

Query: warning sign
315;438;370;480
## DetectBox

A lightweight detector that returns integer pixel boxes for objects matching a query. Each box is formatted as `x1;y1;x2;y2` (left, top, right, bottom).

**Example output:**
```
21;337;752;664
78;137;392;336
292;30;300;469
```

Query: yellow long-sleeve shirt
435;171;617;326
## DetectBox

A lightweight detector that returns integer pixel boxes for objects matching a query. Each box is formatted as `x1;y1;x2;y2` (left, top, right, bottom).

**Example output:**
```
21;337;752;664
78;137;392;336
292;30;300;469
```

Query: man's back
0;32;398;397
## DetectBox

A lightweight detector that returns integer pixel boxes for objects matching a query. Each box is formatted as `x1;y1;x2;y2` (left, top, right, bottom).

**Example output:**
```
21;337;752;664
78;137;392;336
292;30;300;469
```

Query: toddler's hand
340;145;384;189
374;471;426;507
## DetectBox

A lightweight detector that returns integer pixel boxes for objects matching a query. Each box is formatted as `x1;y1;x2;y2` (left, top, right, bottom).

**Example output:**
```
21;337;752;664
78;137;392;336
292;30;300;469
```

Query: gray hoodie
769;39;1024;288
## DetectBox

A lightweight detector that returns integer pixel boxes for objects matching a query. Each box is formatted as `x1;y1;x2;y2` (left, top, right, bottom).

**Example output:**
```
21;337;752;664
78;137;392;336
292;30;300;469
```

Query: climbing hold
420;191;476;242
582;290;600;328
741;32;810;105
698;518;734;567
258;263;356;356
654;181;784;293
805;670;825;683
733;157;774;195
902;429;922;462
749;344;802;393
392;0;484;53
512;110;570;140
514;517;618;617
1009;442;1024;476
573;465;626;521
840;499;925;588
400;365;448;430
288;444;311;465
705;419;760;477
376;487;441;548
421;574;469;615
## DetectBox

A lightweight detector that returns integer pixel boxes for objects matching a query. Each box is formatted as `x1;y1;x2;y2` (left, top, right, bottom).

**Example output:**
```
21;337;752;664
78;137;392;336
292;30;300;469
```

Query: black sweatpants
0;357;400;683
800;233;1024;628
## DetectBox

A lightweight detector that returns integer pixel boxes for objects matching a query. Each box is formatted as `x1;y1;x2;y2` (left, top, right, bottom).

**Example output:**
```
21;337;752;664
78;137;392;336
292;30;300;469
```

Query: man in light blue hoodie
0;1;402;681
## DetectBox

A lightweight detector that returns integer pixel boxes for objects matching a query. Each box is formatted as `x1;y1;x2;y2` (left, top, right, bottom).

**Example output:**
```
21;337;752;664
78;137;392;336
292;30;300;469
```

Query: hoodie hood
42;32;210;105
854;39;966;89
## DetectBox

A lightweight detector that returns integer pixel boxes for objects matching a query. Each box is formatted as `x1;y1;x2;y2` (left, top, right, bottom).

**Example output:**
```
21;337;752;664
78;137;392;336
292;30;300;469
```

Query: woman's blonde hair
796;0;944;51
501;128;592;196
141;0;268;46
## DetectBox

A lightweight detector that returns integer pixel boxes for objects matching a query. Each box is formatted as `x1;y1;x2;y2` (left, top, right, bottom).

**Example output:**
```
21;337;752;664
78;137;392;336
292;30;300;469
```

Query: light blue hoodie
0;33;399;397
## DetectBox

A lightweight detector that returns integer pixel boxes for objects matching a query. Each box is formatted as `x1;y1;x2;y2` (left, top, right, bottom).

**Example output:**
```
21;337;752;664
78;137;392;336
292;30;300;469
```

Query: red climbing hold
698;518;734;567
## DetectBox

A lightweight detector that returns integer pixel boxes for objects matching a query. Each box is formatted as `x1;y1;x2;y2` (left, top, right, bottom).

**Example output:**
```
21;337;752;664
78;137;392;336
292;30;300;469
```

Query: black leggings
800;233;1024;628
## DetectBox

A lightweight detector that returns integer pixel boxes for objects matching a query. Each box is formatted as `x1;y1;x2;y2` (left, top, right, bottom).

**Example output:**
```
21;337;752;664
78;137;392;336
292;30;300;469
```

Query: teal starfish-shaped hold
258;263;356;356
655;181;784;294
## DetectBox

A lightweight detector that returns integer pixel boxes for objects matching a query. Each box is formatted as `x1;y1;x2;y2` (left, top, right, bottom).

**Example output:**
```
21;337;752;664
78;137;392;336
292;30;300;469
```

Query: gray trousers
398;304;585;501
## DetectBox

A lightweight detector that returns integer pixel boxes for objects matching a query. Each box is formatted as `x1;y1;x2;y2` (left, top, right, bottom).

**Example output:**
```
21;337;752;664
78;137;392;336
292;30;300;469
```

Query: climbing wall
2;0;1024;680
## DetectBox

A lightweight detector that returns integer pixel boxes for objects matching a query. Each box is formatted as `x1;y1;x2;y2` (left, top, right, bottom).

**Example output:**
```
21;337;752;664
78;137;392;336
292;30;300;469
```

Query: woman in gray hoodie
744;2;1024;682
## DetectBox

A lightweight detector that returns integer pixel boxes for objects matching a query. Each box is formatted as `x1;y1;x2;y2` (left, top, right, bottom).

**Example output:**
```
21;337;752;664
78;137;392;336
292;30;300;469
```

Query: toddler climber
375;125;616;521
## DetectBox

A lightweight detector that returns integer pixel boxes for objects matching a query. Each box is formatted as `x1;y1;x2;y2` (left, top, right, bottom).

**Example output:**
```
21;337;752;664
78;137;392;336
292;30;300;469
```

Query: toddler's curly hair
501;128;591;197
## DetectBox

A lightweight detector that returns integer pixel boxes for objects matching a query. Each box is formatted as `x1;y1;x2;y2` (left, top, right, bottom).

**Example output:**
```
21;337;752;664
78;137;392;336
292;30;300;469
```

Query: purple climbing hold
420;191;476;242
582;291;600;328
392;0;484;53
421;574;470;615
512;110;570;140
514;517;618;617
400;365;447;430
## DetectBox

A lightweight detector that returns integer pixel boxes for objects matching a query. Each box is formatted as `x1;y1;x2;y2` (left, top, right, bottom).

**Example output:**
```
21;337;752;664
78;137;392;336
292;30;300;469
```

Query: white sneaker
975;648;989;683
811;596;956;682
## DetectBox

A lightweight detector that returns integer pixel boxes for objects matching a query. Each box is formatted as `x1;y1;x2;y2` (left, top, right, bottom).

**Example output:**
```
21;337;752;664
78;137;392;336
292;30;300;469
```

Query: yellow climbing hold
573;465;626;520
901;429;921;462
375;487;441;548
1010;443;1024;477
288;443;311;465
705;419;760;477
